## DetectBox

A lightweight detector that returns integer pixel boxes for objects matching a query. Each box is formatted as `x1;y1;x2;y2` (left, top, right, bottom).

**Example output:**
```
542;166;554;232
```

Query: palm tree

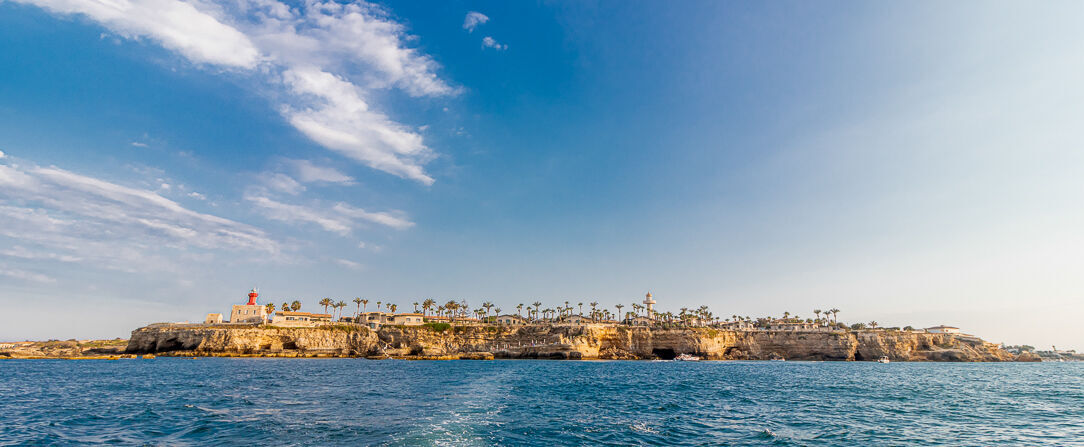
388;304;398;314
320;298;333;313
291;300;301;311
589;302;598;321
422;299;435;316
482;301;495;320
830;308;840;323
532;301;542;321
869;321;878;329
615;304;624;322
445;301;459;318
376;301;382;311
281;302;290;313
578;302;584;316
266;303;275;314
814;309;822;323
335;301;346;319
353;297;363;317
360;299;369;313
413;302;419;313
516;303;524;318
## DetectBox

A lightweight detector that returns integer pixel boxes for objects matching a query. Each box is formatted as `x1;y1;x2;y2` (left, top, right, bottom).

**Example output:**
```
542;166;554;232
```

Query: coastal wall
125;324;1022;361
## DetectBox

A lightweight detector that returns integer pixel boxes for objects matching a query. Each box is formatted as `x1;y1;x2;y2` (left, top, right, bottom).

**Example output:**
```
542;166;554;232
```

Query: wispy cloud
17;0;453;184
289;159;354;184
12;0;261;68
335;258;364;270
0;156;278;274
130;141;148;148
482;36;508;51
0;266;57;284
463;11;489;32
246;195;414;235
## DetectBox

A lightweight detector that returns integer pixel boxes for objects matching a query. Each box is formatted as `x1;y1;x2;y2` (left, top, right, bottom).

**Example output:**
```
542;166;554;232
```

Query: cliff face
126;324;1018;362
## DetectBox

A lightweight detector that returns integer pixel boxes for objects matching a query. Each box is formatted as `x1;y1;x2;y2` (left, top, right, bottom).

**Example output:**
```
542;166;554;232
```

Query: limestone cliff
125;324;1020;362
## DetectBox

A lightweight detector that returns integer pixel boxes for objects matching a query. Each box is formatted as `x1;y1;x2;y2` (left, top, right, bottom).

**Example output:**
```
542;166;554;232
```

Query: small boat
675;353;701;361
878;356;890;363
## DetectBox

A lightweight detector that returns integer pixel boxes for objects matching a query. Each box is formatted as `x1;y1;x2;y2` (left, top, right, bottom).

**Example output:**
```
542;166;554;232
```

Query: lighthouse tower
643;292;656;319
230;287;268;323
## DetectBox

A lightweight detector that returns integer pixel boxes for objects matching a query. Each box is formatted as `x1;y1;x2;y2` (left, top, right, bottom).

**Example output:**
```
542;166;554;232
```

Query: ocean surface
1;359;1081;446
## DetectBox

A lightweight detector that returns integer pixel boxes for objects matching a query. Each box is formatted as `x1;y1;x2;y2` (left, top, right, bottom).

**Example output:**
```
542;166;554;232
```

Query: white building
270;311;332;327
495;314;526;326
925;325;961;334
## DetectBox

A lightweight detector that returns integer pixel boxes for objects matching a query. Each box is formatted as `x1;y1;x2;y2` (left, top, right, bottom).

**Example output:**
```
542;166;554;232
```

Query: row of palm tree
264;298;849;329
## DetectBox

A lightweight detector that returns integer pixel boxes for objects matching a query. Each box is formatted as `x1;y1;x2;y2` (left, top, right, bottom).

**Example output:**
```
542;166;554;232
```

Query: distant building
495;314;526;326
230;288;268;323
925;325;961;334
270;311;332;327
720;320;753;331
765;321;818;331
564;315;592;325
629;316;653;327
204;313;223;324
361;311;425;329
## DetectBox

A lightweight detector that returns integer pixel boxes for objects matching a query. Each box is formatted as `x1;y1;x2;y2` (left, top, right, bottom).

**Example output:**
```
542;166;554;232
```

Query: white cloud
333;203;414;230
289;159;353;184
282;67;435;184
130;141;148;148
482;36;507;51
462;11;488;32
264;173;305;195
187;191;206;200
0;150;6;158
335;258;364;270
246;195;353;235
19;0;453;184
0;158;278;274
12;0;261;68
0;266;57;284
246;195;414;234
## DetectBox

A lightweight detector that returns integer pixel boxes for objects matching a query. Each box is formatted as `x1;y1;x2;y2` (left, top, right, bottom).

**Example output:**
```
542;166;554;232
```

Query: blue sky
1;1;1082;350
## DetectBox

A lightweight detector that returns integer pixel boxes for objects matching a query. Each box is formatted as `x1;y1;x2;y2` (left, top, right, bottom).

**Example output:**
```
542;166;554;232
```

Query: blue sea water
1;359;1082;446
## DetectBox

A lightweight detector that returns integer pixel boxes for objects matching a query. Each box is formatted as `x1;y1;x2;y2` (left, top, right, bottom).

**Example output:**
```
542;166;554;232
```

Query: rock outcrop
124;324;1022;362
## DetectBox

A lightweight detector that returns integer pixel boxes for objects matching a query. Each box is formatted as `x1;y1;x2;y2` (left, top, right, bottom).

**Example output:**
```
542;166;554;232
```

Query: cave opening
854;350;866;361
653;348;676;360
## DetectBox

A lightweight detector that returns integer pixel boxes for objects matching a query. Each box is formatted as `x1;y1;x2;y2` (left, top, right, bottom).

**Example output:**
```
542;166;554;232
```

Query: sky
1;1;1082;350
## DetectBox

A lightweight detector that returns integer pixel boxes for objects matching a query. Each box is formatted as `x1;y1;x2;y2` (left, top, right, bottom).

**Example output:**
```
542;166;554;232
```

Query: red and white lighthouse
246;288;259;305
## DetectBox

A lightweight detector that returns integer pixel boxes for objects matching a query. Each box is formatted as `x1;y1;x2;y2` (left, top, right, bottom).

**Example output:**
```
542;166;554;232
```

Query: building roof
926;325;959;329
276;311;332;318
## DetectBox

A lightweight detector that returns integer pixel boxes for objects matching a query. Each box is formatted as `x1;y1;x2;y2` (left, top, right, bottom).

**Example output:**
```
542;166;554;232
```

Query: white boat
674;353;700;361
878;356;890;363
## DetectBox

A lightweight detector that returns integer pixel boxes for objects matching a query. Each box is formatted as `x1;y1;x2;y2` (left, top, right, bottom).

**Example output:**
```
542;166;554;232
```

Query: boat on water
674;353;701;361
769;358;786;362
878;356;891;363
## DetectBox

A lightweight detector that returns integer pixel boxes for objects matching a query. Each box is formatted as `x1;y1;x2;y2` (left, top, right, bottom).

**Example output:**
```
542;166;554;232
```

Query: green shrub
424;322;451;332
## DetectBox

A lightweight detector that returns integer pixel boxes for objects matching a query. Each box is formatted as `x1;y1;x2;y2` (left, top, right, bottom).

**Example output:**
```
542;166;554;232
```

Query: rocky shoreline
111;323;1039;362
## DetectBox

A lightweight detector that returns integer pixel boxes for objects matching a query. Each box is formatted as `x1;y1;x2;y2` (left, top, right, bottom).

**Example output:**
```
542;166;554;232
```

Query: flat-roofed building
925;325;961;334
270;311;332;327
205;313;223;324
495;315;526;326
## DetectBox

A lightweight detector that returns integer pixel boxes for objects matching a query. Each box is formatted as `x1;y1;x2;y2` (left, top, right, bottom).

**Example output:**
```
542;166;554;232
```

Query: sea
1;359;1081;446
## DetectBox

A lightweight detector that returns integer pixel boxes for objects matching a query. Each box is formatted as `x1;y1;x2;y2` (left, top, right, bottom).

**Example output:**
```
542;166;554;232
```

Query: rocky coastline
113;323;1037;362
